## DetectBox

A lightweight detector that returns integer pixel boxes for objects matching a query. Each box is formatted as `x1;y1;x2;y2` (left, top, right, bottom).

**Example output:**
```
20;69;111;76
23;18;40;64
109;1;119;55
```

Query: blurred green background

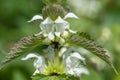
0;0;120;80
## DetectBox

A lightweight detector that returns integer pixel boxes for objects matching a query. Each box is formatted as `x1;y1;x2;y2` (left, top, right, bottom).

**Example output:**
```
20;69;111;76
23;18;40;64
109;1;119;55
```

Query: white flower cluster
28;12;78;41
22;12;89;77
22;48;89;76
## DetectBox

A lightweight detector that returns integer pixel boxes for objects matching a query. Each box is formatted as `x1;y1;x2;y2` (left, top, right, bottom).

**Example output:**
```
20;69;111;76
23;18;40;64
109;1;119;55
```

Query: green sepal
31;74;81;80
0;36;44;69
67;32;118;75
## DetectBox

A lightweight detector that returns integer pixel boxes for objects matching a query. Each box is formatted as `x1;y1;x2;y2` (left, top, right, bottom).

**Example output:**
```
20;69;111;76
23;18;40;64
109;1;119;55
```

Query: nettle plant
0;0;118;80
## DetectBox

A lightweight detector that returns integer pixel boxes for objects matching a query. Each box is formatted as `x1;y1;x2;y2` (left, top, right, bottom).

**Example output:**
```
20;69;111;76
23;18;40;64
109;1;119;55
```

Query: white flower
28;12;78;40
21;53;45;75
65;52;89;76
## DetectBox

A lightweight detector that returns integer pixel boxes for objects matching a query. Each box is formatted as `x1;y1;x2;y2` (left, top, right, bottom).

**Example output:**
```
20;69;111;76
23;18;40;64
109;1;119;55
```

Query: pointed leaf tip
0;36;44;69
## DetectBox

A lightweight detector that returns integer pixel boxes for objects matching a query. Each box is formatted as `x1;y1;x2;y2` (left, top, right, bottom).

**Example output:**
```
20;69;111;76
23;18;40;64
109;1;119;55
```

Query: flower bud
59;47;67;57
43;38;51;45
42;4;66;20
61;31;69;38
59;38;65;45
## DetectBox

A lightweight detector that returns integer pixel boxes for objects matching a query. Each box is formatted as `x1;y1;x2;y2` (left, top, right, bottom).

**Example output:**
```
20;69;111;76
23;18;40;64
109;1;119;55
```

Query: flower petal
28;15;43;22
65;56;72;67
71;52;85;61
21;53;39;60
40;17;54;35
64;12;79;19
34;32;43;36
22;53;45;75
55;32;61;37
41;17;53;24
33;69;39;75
55;16;69;32
65;52;88;76
48;32;54;40
66;69;74;75
41;24;54;34
55;16;69;28
33;57;43;68
68;29;76;34
55;16;65;23
73;67;89;76
55;23;66;32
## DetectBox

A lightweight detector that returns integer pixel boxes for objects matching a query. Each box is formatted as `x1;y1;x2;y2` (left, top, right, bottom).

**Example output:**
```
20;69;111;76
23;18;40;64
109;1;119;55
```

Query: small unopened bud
61;31;69;38
43;38;51;45
42;4;66;20
59;47;67;57
59;38;65;45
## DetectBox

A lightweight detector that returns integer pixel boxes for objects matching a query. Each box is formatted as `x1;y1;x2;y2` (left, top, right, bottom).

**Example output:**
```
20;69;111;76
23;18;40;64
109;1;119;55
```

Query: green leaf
67;32;118;75
0;36;44;69
31;74;81;80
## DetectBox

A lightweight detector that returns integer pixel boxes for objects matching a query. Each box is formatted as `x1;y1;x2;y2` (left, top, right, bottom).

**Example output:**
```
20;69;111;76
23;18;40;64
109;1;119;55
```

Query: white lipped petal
66;69;74;75
55;16;65;23
55;16;69;29
70;52;85;61
64;12;79;19
33;57;45;74
40;17;54;39
65;52;89;76
55;23;65;32
56;22;69;32
28;15;43;22
55;16;76;34
70;52;86;66
41;17;53;24
55;16;70;36
40;23;54;34
72;67;89;76
22;53;45;75
65;56;72;68
22;53;39;60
